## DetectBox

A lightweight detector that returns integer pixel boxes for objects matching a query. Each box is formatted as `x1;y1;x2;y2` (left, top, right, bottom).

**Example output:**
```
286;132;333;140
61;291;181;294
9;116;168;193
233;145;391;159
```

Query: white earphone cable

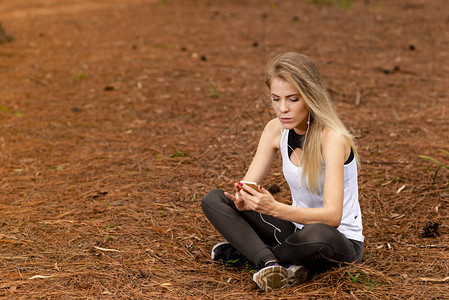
259;113;311;244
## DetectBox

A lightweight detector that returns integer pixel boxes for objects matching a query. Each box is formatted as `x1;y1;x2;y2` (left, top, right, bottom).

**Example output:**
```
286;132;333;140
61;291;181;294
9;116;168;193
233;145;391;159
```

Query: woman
201;52;363;292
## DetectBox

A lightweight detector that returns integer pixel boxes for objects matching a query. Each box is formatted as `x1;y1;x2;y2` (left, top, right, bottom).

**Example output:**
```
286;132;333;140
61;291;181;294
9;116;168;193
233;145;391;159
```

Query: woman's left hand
239;183;278;215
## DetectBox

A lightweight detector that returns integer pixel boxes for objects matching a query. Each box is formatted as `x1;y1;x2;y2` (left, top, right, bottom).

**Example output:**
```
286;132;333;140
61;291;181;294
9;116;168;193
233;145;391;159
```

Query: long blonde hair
265;52;359;193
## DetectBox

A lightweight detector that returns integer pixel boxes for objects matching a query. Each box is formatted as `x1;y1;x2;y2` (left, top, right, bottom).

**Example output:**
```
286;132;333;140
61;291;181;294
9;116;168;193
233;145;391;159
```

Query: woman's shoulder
321;127;351;162
262;118;282;149
264;118;284;136
321;127;348;147
265;118;282;131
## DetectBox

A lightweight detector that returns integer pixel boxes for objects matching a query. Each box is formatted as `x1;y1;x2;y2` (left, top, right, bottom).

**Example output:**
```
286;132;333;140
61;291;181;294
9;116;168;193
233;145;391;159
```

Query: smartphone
240;181;258;194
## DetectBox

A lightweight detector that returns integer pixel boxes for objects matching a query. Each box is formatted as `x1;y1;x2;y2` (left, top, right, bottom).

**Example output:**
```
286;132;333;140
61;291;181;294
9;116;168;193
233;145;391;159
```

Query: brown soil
0;0;448;298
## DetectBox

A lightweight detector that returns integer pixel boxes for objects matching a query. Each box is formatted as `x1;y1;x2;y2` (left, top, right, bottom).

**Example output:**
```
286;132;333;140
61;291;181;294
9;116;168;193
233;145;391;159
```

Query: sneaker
252;264;288;292
210;242;249;266
286;264;308;286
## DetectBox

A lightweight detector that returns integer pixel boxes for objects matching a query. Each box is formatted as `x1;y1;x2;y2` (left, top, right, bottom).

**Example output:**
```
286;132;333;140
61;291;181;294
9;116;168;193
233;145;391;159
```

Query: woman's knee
201;189;228;211
284;223;338;253
301;223;339;243
300;223;352;259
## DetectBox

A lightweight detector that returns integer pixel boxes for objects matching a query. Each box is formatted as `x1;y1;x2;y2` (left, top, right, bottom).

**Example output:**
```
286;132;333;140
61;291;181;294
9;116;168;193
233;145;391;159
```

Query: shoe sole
287;265;308;286
253;266;288;292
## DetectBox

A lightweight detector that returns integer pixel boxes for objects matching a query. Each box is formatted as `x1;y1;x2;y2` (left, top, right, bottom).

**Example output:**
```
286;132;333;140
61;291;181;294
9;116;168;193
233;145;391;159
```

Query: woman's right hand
224;182;251;211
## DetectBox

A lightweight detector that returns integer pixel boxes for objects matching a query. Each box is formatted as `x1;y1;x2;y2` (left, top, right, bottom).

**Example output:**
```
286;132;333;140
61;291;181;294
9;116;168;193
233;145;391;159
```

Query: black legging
201;189;363;271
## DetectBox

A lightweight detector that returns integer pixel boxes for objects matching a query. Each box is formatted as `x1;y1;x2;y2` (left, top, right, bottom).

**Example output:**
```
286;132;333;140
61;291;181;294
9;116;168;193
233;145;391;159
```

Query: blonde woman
201;52;363;292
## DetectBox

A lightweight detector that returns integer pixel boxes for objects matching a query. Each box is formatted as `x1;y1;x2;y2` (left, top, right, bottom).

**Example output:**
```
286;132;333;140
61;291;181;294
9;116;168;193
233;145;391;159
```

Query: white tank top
280;129;364;242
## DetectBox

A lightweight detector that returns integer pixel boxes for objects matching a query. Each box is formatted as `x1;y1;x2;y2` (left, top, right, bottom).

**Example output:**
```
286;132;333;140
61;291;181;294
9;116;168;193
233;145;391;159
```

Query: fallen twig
396;184;406;194
419;276;449;282
28;275;54;280
355;90;361;106
94;246;124;253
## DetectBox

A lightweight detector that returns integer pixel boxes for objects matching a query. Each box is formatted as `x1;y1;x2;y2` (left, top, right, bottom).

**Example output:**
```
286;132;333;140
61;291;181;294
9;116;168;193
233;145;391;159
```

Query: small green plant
72;72;86;80
171;150;185;157
209;86;220;99
346;271;384;289
0;106;22;116
419;150;449;186
307;0;332;5
223;257;255;272
336;0;353;9
347;271;360;283
306;0;353;9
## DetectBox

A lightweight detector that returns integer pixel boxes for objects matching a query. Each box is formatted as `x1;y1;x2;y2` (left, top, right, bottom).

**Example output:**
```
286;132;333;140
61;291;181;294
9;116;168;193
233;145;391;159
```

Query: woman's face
270;77;309;134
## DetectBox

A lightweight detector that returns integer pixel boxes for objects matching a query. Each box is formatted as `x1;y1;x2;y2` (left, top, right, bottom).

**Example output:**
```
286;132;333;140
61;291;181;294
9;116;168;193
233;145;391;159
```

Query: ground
0;0;448;298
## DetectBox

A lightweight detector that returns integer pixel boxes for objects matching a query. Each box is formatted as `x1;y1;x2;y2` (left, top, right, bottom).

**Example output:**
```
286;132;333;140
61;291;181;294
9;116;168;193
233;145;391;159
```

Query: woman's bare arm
241;118;281;184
